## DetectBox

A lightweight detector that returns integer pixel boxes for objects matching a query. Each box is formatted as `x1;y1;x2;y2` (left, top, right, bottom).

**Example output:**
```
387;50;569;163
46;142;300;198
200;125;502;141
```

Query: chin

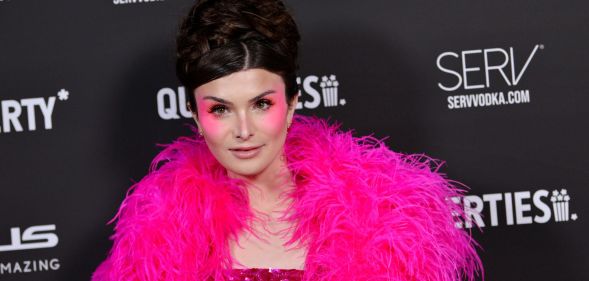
228;169;263;179
225;163;265;178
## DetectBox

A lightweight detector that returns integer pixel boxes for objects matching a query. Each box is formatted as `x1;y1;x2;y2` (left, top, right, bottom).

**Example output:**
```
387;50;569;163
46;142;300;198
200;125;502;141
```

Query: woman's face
193;68;297;178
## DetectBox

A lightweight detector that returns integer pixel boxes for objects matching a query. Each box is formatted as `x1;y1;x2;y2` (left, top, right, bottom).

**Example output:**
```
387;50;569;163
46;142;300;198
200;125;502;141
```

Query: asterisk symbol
339;99;346;106
57;89;69;101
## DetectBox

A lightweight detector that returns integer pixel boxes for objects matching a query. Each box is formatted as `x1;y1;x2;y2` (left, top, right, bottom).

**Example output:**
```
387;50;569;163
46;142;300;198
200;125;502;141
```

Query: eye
254;98;274;110
208;104;228;116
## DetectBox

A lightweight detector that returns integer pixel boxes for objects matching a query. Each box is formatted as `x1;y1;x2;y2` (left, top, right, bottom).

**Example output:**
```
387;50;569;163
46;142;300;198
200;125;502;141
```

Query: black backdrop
1;0;588;280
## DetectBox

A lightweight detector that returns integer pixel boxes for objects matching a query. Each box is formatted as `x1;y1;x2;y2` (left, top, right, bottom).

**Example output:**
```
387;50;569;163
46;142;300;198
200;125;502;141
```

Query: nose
234;112;254;141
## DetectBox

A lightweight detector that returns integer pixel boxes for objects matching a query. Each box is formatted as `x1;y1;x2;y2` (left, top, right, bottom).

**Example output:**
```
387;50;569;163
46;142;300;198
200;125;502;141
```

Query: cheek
261;100;289;134
196;106;223;138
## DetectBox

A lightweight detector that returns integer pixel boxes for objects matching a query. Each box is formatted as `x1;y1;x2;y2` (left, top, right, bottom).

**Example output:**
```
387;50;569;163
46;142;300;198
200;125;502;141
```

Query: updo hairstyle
176;0;301;112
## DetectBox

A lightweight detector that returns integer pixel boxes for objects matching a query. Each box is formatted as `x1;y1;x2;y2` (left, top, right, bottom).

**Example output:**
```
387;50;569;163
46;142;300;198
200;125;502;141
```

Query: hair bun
178;0;300;60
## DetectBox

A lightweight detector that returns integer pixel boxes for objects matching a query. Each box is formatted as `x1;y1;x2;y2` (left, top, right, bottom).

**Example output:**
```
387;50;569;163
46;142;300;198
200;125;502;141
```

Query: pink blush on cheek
196;103;222;136
199;116;222;136
260;96;288;133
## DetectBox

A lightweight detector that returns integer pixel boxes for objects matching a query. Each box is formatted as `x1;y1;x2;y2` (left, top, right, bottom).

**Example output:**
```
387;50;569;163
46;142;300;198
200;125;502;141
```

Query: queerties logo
0;89;69;134
156;86;192;120
0;224;60;275
436;44;543;110
451;188;578;229
296;74;345;109
156;74;345;120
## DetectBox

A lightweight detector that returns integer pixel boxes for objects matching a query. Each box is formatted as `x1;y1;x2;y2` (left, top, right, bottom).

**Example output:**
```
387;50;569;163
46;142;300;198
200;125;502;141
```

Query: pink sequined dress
228;268;304;281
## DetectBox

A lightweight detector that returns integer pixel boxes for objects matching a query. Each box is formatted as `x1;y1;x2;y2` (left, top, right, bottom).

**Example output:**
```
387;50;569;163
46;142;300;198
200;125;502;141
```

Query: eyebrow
202;90;276;105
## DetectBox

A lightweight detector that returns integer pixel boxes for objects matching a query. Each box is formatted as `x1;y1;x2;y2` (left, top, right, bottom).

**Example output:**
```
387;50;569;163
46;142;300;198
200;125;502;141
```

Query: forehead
194;68;284;100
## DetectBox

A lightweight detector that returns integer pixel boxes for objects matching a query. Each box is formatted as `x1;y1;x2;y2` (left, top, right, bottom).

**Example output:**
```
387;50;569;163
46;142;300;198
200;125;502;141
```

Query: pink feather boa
92;115;483;281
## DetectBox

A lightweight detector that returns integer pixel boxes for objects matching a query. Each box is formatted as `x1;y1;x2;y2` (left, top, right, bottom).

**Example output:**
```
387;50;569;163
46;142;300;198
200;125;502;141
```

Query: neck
228;153;295;214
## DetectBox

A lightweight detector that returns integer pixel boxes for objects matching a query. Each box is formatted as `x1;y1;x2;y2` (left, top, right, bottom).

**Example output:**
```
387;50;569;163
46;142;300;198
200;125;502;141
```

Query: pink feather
92;115;483;281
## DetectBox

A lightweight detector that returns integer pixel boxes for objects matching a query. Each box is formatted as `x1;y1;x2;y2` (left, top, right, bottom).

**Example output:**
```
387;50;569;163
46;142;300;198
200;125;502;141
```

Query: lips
229;145;263;159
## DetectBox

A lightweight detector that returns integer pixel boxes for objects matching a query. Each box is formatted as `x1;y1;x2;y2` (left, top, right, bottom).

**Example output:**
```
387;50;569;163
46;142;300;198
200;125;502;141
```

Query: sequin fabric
228;268;304;281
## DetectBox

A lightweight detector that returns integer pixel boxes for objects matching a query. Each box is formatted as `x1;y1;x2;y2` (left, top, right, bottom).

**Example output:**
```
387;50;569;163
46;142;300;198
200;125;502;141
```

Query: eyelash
255;98;274;110
208;104;227;116
207;99;274;116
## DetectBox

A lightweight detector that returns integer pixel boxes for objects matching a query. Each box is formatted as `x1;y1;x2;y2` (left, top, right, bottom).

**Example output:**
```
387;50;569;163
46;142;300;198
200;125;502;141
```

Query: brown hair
176;0;301;111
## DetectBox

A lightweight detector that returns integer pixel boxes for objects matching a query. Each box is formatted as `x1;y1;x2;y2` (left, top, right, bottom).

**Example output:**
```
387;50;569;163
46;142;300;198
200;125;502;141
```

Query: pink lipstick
229;145;263;159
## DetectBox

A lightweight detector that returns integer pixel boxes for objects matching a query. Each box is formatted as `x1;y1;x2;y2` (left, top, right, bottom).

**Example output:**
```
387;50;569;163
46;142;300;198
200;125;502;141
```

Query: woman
93;0;482;280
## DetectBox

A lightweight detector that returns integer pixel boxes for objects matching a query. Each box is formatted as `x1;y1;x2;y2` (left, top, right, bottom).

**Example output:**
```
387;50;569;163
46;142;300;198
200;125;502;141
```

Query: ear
286;91;299;127
188;102;202;132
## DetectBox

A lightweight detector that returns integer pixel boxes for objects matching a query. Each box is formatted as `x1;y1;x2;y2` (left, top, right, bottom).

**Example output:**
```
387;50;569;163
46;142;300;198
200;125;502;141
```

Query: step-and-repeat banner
1;1;587;280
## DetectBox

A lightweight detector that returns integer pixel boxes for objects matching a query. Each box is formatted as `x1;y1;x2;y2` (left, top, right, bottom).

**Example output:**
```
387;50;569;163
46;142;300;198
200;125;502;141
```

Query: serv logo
436;44;542;109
